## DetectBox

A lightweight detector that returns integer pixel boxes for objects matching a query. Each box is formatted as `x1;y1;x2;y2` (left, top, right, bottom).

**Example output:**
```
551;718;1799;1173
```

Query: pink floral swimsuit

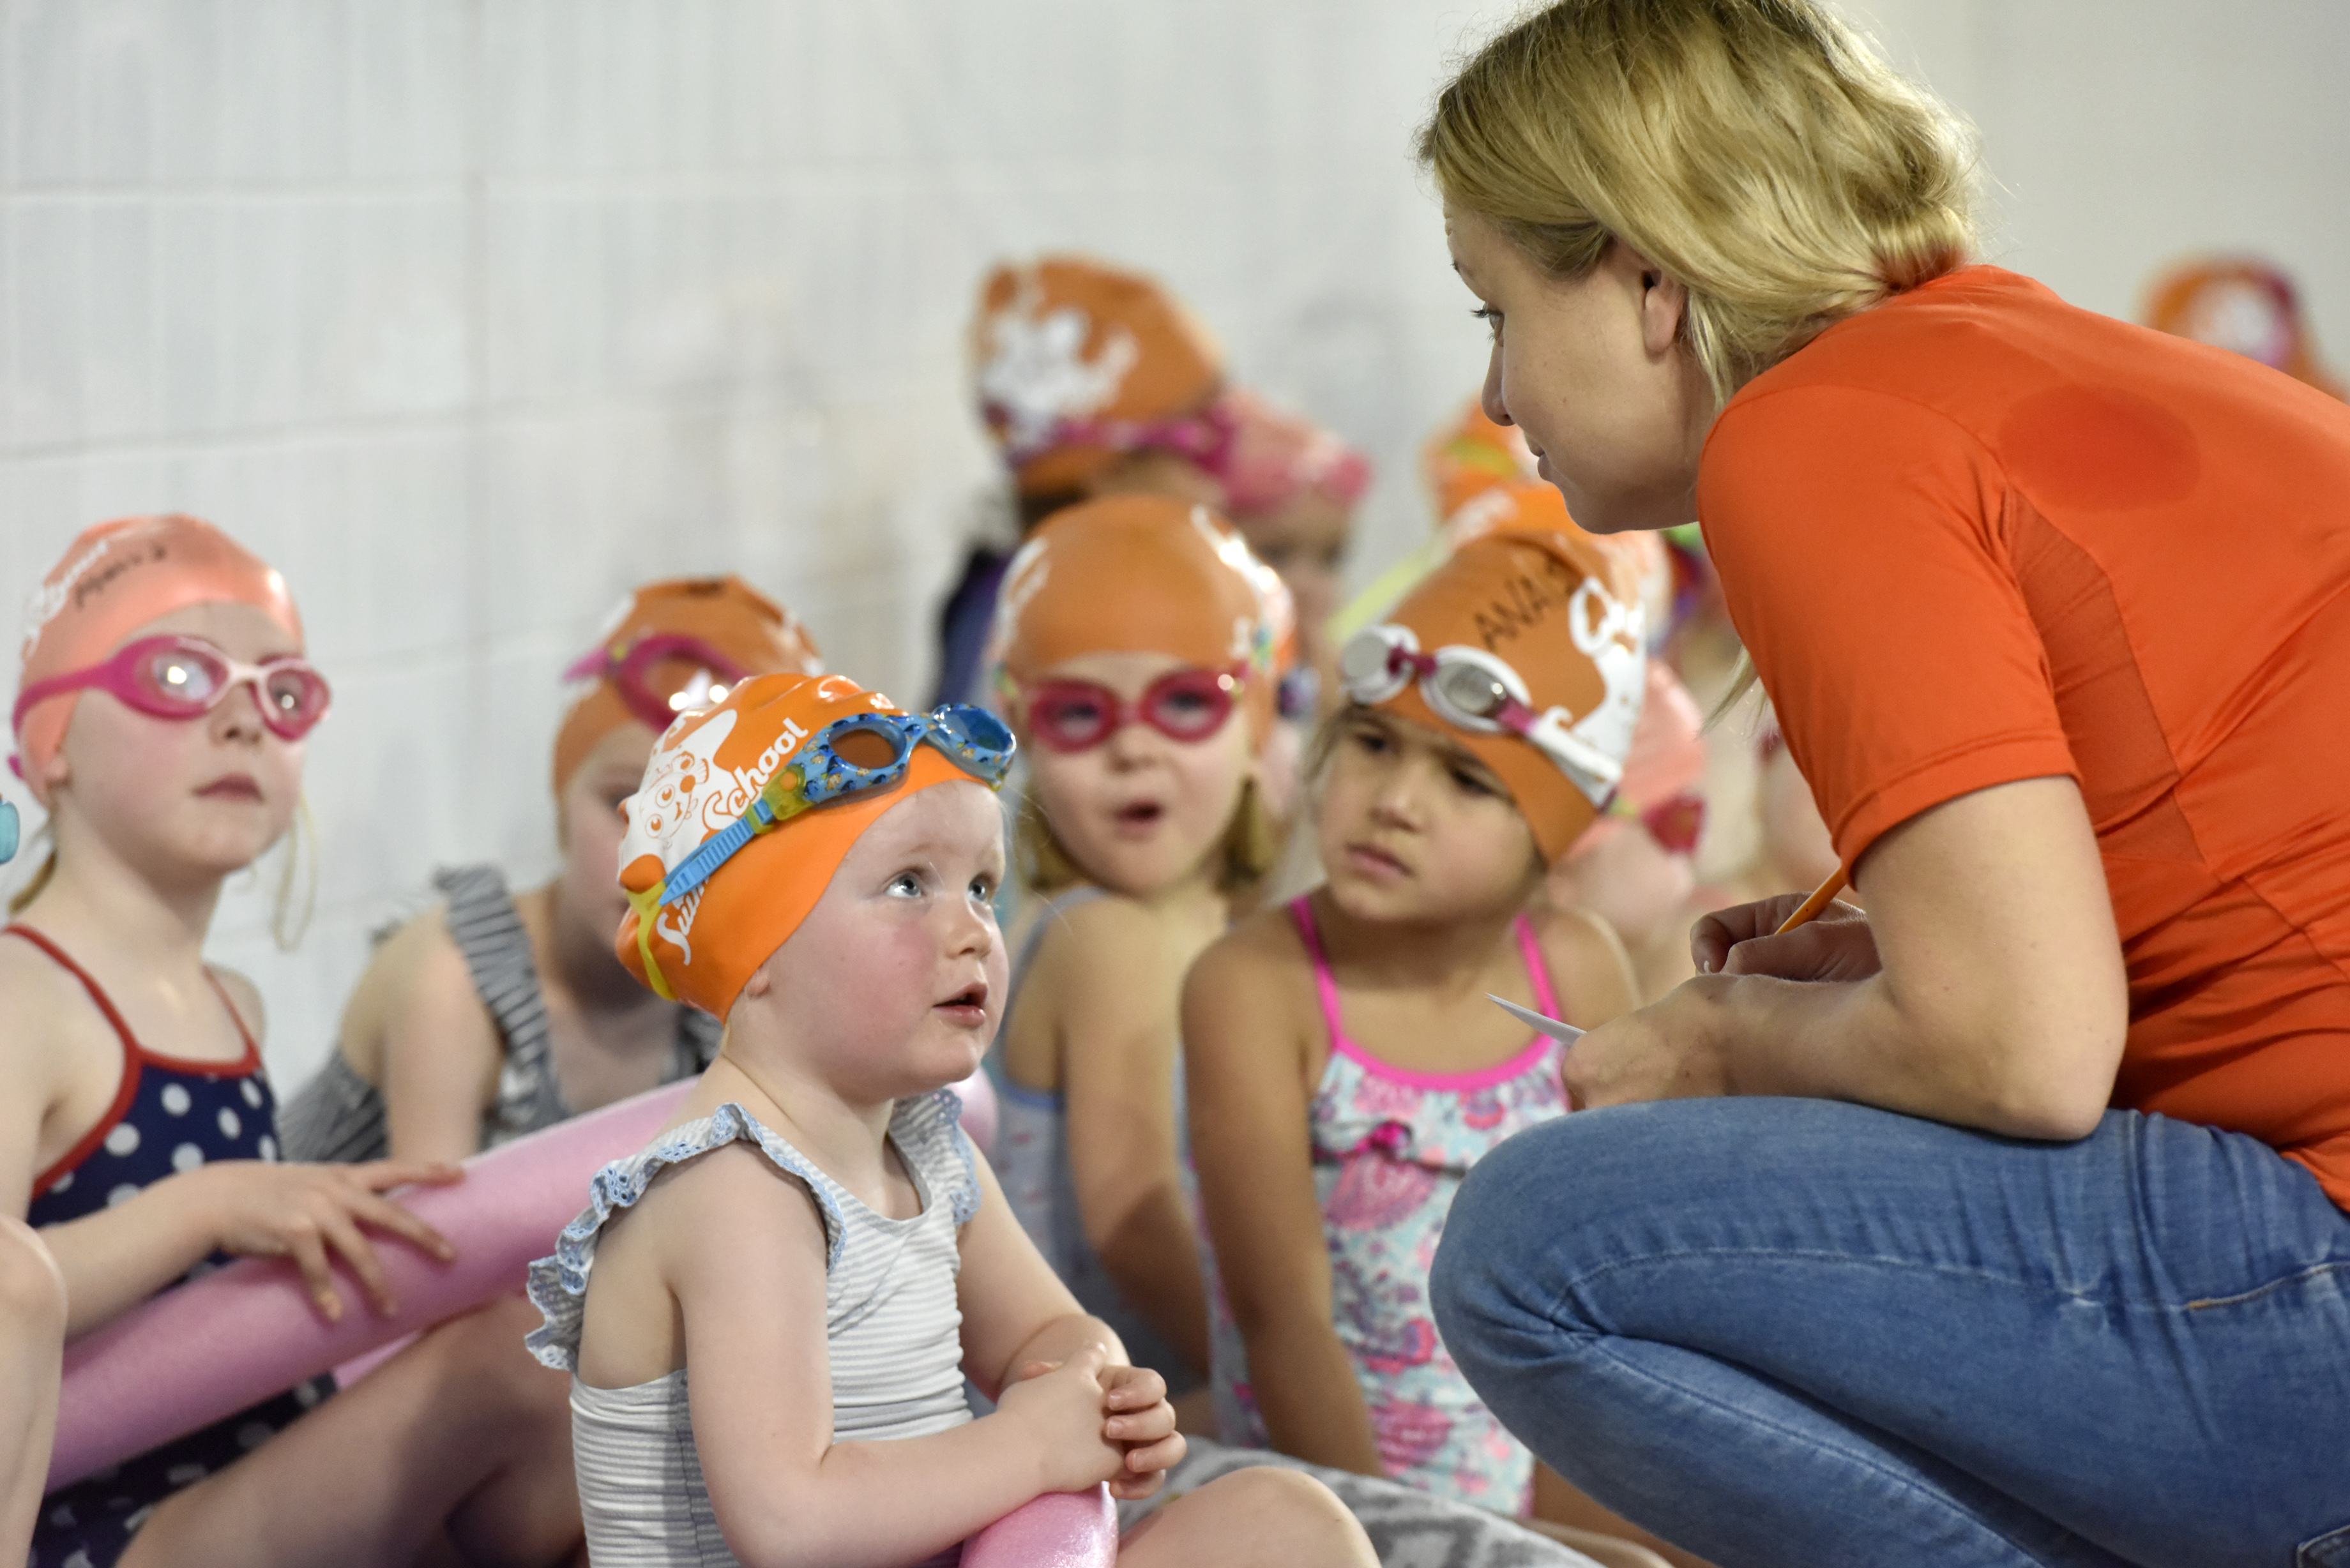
1206;897;1573;1516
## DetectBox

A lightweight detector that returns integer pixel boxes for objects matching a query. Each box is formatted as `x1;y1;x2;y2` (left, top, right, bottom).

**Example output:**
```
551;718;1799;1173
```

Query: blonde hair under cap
1420;0;1978;404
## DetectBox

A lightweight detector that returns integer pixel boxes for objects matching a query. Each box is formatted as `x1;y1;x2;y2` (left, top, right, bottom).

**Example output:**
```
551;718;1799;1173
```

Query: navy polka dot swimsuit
11;926;332;1568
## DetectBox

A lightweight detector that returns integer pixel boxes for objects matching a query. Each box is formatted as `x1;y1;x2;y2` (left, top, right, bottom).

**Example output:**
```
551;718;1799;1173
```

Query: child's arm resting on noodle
667;1143;1128;1568
956;1146;1185;1501
1181;927;1387;1477
0;974;457;1338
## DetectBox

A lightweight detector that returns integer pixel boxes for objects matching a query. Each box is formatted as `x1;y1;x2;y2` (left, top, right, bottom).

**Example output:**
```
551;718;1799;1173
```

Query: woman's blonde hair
1420;0;1979;403
1016;779;1280;901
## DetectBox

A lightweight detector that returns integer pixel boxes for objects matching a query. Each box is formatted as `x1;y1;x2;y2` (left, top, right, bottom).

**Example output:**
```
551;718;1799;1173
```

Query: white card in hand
1487;993;1584;1046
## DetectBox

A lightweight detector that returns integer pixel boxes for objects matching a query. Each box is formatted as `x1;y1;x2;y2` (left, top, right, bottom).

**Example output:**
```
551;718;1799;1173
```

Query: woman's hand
1563;979;1736;1112
994;1343;1127;1496
1691;894;1877;982
185;1159;460;1322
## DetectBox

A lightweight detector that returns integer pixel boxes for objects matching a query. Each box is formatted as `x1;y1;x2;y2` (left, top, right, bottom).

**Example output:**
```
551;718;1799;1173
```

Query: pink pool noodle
51;1073;1002;1484
963;1485;1118;1568
48;1079;693;1488
953;1066;997;1157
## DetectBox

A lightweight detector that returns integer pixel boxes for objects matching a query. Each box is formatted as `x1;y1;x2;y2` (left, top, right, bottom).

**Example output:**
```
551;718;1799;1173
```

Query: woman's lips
195;774;263;801
1343;841;1411;880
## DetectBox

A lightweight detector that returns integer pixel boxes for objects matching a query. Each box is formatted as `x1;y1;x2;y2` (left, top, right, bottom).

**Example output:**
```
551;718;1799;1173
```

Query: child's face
52;602;307;882
558;724;658;939
1021;650;1255;899
755;780;1010;1103
1315;706;1542;924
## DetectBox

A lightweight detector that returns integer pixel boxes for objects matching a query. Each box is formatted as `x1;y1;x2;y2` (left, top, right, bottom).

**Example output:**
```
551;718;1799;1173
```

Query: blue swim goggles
656;704;1015;907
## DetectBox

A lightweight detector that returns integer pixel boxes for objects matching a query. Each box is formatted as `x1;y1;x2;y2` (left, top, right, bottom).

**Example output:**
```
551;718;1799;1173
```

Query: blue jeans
1429;1099;2350;1567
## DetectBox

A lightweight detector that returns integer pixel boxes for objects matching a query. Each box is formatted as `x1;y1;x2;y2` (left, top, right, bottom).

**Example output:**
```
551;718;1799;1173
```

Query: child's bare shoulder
1533;901;1642;1020
0;936;102;1063
1185;905;1317;1034
614;1136;832;1278
1197;902;1312;982
1028;890;1160;962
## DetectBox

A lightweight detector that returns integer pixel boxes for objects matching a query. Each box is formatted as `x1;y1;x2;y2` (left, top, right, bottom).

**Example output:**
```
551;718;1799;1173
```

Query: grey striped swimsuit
527;1092;981;1568
278;864;722;1163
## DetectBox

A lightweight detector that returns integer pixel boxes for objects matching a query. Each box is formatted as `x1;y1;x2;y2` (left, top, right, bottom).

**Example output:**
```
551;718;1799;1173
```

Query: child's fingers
1108;1473;1165;1502
1105;1401;1176;1443
356;1159;464;1192
1105;1367;1166;1408
287;1231;343;1322
346;1187;457;1261
317;1210;398;1316
1012;1359;1059;1383
1121;1434;1186;1475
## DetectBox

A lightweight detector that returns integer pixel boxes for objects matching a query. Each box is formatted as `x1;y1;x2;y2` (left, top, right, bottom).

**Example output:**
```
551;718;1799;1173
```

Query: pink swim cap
14;515;302;797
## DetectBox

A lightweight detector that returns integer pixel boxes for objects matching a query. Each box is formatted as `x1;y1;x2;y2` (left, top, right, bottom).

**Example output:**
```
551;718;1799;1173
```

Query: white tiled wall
4;0;2346;1085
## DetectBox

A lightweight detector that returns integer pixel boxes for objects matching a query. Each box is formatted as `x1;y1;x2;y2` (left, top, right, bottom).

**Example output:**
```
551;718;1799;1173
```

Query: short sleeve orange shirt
1698;266;2350;1208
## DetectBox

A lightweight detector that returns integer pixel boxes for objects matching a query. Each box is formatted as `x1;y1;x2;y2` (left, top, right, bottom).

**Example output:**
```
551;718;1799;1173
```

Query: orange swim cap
554;576;823;794
1566;663;1708;858
14;515;301;797
989;494;1286;741
2142;257;2344;398
614;673;1010;1020
1344;504;1649;863
972;256;1225;497
1422;400;1536;522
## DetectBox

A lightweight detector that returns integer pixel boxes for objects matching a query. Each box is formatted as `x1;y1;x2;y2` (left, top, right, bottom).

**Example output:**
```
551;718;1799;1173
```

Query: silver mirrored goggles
1338;625;1623;807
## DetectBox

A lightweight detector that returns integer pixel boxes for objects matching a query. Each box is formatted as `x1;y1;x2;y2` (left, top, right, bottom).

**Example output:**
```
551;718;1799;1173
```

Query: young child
1185;518;1692;1560
526;670;1374;1568
2;515;581;1568
1218;388;1373;714
282;575;822;1163
985;494;1287;1399
935;256;1232;709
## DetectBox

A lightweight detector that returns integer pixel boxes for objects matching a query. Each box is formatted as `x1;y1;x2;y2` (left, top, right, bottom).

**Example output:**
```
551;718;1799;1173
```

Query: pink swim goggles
563;632;752;734
11;634;332;752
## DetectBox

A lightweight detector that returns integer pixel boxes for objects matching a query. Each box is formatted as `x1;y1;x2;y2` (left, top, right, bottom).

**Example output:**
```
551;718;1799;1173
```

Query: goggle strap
648;709;1012;912
627;883;680;1002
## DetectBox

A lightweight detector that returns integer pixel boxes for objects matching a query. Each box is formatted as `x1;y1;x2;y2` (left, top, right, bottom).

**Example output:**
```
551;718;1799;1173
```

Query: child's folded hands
999;1345;1187;1500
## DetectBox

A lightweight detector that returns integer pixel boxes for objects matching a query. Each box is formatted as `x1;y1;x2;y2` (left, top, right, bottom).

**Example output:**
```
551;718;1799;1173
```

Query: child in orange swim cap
1220;388;1374;719
529;669;1376;1568
1184;517;1667;1552
280;575;823;1166
936;255;1236;709
5;515;586;1568
982;492;1287;1407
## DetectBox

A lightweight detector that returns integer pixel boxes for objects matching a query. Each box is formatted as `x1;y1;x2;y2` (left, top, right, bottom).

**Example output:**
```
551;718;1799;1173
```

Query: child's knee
416;1295;572;1436
1191;1467;1370;1558
0;1217;66;1338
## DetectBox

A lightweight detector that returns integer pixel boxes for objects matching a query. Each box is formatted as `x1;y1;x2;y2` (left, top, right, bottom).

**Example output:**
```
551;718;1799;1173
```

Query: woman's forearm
42;1177;220;1338
1708;972;2107;1138
1238;1310;1386;1477
1090;1186;1211;1376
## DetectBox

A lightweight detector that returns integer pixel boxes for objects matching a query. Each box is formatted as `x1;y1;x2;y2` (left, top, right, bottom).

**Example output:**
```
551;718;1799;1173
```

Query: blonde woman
1414;4;2350;1565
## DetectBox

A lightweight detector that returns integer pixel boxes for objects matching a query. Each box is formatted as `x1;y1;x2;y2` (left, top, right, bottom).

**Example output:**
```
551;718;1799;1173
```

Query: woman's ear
1617;243;1689;360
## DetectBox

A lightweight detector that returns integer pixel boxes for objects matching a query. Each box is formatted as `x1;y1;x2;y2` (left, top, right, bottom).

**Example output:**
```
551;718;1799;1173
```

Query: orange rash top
1698;266;2350;1210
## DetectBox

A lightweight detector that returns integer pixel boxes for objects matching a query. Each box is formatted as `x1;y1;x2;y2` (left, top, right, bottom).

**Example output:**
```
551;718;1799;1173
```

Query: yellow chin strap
626;880;679;1003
